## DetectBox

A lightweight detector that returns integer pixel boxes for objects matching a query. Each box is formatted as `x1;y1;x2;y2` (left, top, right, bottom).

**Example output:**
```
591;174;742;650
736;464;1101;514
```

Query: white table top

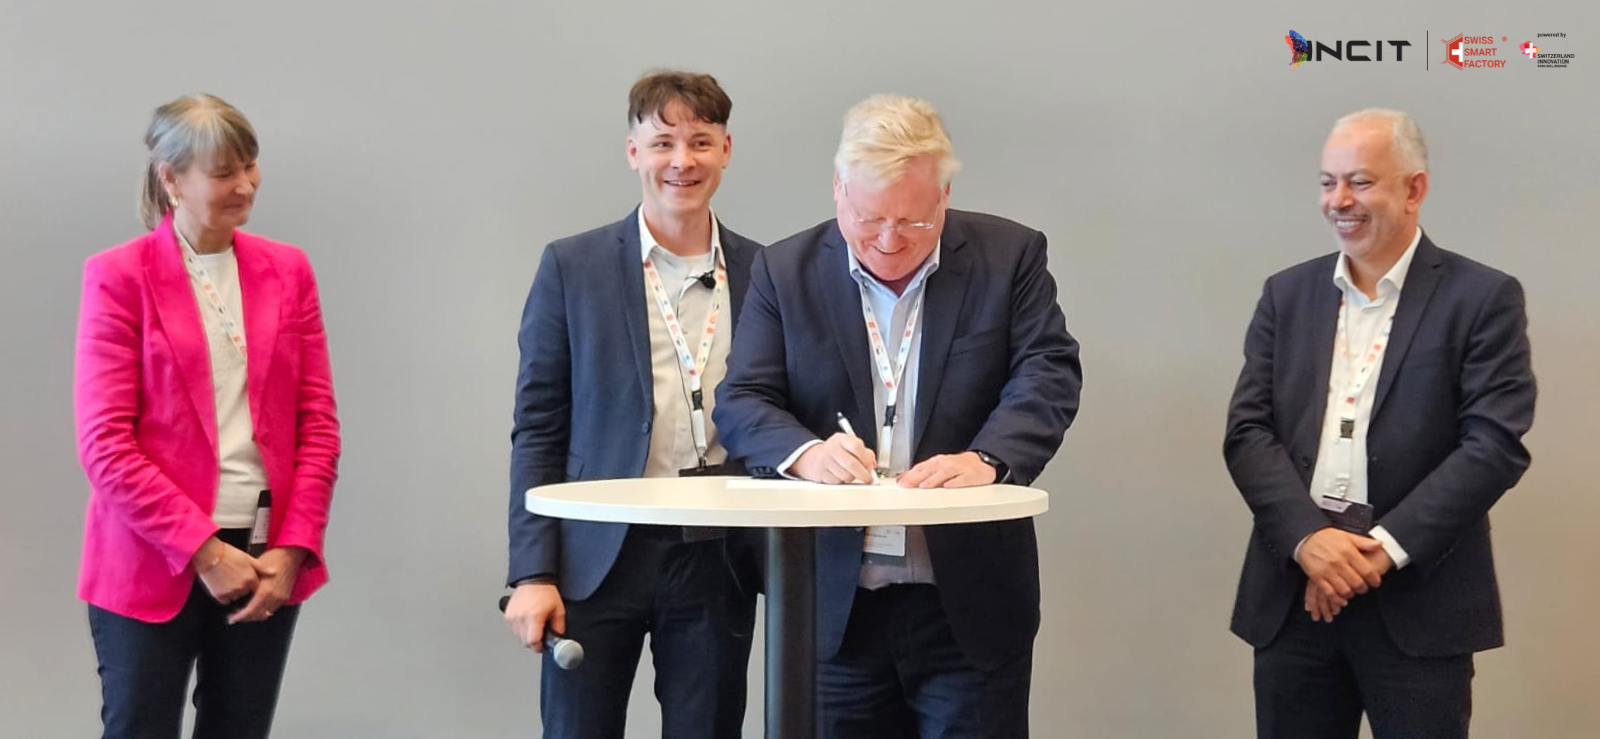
524;476;1048;528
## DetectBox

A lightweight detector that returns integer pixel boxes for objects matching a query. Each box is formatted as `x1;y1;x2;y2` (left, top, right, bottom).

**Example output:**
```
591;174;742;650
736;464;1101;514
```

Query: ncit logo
1288;31;1310;69
1285;31;1412;68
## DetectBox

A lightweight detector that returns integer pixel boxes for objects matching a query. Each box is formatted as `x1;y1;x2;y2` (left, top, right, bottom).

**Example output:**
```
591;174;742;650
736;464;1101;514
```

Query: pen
835;412;858;438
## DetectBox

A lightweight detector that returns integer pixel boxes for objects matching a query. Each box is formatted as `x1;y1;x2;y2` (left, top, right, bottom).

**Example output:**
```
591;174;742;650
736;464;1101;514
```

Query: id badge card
1318;496;1374;534
862;525;907;566
678;464;728;541
678;463;726;478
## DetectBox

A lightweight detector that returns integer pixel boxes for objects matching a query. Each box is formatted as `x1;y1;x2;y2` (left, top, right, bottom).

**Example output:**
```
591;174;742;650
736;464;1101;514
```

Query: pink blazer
74;214;341;622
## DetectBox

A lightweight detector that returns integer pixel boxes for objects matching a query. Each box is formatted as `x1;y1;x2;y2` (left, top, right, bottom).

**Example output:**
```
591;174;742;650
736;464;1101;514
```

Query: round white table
526;476;1049;739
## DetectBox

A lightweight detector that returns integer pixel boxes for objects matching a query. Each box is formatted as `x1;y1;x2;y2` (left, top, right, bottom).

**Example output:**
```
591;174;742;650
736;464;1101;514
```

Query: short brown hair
626;70;732;129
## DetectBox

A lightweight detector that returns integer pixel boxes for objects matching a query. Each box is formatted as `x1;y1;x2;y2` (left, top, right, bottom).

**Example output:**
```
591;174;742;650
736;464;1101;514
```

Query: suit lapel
616;210;655;403
1301;258;1342;448
912;224;970;457
821;225;876;443
144;217;218;450
1371;235;1444;420
718;221;752;330
235;232;282;427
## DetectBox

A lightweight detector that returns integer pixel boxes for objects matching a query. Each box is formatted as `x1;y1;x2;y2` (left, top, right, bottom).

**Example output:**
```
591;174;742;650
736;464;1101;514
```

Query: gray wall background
3;1;1595;737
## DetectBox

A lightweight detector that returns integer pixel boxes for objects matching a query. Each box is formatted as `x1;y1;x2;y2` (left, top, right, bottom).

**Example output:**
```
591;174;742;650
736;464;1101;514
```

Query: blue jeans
88;530;300;739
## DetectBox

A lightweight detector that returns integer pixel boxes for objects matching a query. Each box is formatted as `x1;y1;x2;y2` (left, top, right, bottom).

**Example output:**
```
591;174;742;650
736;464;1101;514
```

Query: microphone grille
552;639;585;670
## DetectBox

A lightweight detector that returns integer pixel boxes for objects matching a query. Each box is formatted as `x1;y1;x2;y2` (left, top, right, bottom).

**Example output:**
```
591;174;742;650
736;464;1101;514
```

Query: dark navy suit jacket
1224;232;1536;657
507;209;761;600
715;209;1082;671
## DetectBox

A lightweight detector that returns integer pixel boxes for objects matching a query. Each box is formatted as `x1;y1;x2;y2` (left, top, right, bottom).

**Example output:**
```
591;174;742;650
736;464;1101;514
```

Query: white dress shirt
778;241;943;588
1305;227;1422;569
637;208;731;478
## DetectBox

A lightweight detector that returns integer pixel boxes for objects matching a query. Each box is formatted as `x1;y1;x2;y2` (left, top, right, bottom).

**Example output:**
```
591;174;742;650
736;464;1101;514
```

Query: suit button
641;421;652;434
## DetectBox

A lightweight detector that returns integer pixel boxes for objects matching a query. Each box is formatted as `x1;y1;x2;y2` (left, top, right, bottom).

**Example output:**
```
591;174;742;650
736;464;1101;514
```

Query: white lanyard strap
642;255;726;466
175;227;247;359
1333;297;1394;430
859;284;923;474
1329;297;1394;498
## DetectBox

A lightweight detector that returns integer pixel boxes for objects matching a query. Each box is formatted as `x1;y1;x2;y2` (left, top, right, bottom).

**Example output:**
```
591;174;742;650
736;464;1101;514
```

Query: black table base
765;527;815;739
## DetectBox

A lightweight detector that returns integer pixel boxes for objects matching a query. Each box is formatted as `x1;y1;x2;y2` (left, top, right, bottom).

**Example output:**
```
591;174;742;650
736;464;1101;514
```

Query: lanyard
859;283;924;476
642;253;726;467
175;226;247;359
1329;296;1394;497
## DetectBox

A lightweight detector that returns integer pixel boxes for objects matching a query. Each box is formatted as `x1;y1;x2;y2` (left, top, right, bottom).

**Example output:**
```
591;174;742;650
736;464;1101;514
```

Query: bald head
1332;108;1428;175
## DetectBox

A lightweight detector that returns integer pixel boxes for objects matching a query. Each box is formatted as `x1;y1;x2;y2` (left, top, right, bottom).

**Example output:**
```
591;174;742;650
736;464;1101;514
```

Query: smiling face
833;154;948;289
627;100;731;224
164;151;261;236
1319;118;1427;265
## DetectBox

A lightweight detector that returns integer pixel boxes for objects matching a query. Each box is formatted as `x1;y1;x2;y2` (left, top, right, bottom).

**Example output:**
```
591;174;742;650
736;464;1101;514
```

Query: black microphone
694;270;716;289
498;595;584;670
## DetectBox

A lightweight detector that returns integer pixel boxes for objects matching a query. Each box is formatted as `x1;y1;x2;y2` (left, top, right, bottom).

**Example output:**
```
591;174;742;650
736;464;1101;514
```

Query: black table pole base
765;527;816;739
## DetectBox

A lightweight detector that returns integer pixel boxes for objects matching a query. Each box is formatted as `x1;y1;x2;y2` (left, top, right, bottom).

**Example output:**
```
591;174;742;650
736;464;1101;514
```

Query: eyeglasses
841;182;943;236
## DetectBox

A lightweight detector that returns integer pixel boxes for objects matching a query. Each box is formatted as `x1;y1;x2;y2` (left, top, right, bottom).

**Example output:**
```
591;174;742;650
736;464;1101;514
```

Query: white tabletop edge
523;478;1049;528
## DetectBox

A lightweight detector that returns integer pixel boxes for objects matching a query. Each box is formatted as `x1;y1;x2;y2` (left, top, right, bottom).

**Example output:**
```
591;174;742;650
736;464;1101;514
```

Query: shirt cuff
1292;532;1313;563
777;440;823;480
1369;525;1411;570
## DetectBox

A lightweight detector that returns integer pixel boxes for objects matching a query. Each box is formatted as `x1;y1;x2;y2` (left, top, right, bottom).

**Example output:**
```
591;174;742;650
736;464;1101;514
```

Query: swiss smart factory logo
1441;34;1508;69
1285;30;1412;69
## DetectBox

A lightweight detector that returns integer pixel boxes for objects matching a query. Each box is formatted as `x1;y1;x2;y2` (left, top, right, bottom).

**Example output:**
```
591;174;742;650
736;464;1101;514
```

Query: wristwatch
970;450;1011;484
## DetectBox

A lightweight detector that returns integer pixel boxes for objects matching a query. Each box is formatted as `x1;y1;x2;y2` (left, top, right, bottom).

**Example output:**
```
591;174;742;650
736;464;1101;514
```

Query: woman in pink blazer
73;94;340;739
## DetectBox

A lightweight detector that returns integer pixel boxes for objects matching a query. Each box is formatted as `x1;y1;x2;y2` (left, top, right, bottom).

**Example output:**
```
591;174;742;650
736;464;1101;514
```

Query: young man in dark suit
504;70;761;739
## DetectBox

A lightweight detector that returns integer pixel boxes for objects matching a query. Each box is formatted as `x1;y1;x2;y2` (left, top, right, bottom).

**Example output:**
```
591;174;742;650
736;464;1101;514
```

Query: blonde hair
139;94;259;229
1334;108;1428;174
834;94;961;188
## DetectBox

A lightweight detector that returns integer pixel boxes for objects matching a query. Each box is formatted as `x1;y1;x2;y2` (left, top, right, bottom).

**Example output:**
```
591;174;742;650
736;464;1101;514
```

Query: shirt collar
638;207;722;267
845;239;943;295
1333;226;1422;297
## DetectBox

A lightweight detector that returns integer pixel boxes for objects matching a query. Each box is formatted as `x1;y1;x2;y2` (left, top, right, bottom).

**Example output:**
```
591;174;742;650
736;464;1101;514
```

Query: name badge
862;525;906;565
1318;496;1374;534
679;463;727;478
677;464;728;541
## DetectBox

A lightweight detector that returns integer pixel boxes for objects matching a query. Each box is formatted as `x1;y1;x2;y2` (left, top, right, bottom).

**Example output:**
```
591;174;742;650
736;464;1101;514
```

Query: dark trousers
540;526;757;739
1255;594;1474;739
818;585;1032;739
88;531;300;739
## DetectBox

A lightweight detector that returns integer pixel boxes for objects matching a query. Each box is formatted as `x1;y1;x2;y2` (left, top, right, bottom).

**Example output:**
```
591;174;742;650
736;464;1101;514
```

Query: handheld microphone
498;595;584;670
695;270;716;289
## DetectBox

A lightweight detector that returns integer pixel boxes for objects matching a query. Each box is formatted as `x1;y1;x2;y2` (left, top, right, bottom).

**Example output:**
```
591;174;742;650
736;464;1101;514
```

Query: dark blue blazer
1224;232;1536;657
715;210;1082;670
507;209;761;600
